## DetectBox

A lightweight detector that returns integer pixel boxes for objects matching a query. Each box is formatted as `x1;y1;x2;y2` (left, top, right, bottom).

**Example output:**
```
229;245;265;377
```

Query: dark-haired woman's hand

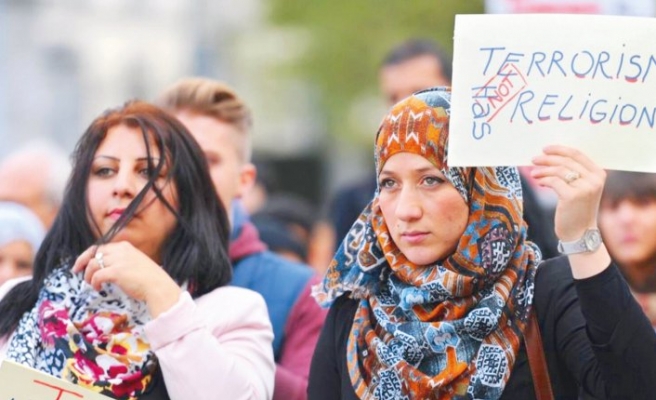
531;145;611;278
72;242;182;318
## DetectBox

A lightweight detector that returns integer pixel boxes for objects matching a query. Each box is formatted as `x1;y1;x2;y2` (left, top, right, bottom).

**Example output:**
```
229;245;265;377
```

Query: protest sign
0;360;110;400
449;14;656;171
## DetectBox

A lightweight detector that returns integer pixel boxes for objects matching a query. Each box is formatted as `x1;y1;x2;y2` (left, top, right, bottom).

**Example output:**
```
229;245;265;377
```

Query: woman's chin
404;250;447;266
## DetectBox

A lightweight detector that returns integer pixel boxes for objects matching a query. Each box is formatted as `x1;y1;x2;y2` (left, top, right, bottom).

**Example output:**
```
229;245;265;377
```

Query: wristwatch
557;228;603;255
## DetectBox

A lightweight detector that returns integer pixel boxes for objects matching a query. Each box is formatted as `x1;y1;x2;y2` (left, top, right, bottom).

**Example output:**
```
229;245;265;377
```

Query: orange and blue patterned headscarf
314;87;540;399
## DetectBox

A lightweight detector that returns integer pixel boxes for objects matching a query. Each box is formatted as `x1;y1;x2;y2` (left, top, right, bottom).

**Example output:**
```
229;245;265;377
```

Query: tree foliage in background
268;0;485;146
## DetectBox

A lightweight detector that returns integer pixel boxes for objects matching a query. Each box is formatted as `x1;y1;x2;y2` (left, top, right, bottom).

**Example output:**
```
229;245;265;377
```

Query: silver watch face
558;228;603;254
584;229;602;250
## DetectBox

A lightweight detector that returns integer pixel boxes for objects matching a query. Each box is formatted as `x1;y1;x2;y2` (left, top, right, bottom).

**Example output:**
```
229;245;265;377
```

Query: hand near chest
72;242;182;318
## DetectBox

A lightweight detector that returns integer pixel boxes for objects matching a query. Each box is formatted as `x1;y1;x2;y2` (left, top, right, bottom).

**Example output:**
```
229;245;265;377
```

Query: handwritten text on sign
449;14;656;172
0;360;111;400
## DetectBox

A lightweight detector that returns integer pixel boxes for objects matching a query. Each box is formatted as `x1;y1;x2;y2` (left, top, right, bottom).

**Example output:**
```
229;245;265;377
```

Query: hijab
314;87;540;399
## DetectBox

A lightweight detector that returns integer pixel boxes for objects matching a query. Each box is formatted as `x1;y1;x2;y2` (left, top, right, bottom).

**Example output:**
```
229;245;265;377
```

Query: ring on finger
564;170;581;184
95;252;106;269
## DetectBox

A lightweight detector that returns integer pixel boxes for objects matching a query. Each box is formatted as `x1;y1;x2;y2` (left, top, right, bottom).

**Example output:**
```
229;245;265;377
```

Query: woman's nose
395;188;422;221
615;201;636;223
113;170;137;198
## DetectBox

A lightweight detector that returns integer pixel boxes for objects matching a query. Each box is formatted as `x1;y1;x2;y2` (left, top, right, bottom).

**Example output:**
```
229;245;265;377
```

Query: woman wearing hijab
308;88;656;399
0;201;45;285
0;101;274;399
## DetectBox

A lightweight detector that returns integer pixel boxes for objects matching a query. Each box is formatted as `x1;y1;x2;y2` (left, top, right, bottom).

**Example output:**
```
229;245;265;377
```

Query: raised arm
532;146;656;398
531;145;610;277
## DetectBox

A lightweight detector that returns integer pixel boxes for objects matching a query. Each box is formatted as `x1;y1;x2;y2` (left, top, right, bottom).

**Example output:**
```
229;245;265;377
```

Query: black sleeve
575;264;656;399
535;257;603;398
307;297;344;400
537;258;656;400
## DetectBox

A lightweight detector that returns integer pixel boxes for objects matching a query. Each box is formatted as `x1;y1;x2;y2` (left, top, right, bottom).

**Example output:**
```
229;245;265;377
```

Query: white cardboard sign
449;14;656;172
0;360;111;400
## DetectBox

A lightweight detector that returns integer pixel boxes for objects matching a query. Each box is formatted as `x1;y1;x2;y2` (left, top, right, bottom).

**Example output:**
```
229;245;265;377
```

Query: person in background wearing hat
0;201;45;285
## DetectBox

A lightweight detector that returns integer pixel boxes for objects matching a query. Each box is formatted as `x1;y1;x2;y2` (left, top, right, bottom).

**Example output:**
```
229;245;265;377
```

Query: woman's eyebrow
136;157;161;162
380;166;438;175
92;156;162;162
93;155;119;161
414;166;439;174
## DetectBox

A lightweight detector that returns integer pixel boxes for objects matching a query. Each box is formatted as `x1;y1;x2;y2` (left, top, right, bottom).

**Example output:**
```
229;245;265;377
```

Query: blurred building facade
5;0;652;209
0;0;326;202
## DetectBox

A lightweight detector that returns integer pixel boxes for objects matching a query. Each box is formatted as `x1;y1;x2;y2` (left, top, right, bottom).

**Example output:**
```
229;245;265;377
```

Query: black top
308;257;656;399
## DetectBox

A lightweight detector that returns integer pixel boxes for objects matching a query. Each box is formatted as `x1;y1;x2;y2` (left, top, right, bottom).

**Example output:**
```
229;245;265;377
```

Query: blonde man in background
158;78;327;400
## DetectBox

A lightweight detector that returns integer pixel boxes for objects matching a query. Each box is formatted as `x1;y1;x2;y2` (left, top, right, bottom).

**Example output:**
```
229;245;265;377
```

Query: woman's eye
205;154;220;166
379;178;396;189
423;176;445;186
16;261;32;271
634;197;655;208
94;167;114;177
140;167;162;179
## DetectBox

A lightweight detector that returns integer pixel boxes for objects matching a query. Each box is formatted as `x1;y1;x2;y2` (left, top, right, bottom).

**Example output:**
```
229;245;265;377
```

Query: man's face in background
379;54;450;106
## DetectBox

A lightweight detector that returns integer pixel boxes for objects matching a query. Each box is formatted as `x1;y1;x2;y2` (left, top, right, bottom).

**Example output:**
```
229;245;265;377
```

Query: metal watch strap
557;228;602;255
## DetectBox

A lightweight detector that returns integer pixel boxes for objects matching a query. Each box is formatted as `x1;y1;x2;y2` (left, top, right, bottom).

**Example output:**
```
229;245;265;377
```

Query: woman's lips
401;232;429;244
107;210;125;221
620;235;639;245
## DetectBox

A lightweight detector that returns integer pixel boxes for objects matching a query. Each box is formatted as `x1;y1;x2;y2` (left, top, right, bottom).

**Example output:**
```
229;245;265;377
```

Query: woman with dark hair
599;170;656;328
308;88;656;399
0;101;274;399
600;171;656;293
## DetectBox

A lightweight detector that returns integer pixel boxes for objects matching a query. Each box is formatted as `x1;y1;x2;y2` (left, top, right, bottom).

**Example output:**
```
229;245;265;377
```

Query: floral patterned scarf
314;88;541;399
6;265;156;399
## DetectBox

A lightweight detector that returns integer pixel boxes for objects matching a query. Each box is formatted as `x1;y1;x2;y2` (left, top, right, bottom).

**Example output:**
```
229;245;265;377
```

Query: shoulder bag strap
525;310;555;400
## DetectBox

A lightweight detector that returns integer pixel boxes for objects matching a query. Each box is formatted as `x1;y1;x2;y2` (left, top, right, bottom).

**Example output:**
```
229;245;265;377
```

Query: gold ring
95;252;105;269
564;170;581;184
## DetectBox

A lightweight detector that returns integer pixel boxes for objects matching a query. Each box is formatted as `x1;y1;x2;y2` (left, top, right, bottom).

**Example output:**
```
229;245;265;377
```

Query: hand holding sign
449;13;656;172
531;145;606;241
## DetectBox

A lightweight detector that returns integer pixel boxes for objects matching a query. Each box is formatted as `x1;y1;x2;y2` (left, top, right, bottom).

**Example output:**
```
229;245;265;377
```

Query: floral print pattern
7;265;156;399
